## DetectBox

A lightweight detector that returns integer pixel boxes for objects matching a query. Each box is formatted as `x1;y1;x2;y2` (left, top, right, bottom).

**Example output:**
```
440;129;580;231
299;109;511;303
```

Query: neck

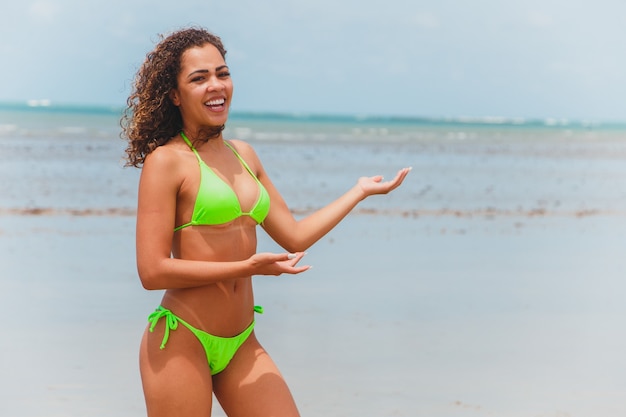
180;129;224;152
181;124;225;143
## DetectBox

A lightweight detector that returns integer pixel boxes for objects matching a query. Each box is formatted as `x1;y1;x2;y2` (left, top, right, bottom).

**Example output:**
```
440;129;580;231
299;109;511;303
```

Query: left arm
234;141;411;252
265;171;411;252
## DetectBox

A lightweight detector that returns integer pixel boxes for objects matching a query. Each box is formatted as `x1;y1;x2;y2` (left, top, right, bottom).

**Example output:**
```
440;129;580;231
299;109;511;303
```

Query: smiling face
170;43;233;134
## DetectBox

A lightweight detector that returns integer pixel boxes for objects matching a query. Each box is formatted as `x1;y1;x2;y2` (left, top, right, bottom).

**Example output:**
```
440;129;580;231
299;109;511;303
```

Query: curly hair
121;27;227;167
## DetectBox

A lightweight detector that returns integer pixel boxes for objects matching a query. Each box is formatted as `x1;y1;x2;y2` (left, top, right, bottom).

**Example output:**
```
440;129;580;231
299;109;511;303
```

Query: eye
218;71;231;78
191;76;205;83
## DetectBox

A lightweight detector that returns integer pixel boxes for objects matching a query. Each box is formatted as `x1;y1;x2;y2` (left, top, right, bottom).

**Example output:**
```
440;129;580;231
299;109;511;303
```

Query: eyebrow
187;65;229;79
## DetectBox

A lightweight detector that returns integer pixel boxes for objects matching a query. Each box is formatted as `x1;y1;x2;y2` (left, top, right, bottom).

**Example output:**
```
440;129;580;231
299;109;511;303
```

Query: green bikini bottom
148;305;264;375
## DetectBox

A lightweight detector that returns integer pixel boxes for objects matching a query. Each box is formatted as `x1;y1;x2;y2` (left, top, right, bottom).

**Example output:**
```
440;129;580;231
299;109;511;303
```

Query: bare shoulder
227;139;256;154
144;141;192;172
140;142;191;189
227;139;262;163
227;139;268;179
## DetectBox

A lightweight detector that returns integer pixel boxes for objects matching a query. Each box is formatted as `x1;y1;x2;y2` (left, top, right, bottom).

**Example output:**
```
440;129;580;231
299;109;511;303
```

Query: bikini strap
180;133;257;182
180;132;203;163
224;141;261;183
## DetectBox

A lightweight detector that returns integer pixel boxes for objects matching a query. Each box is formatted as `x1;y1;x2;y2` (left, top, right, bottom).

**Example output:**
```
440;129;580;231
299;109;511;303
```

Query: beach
1;106;625;416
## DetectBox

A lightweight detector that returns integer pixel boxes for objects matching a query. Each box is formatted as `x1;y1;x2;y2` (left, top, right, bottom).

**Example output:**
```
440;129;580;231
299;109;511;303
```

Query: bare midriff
161;216;259;337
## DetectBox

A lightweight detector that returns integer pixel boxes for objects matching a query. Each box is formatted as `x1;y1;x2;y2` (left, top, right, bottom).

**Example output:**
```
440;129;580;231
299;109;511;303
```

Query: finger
284;251;305;261
380;167;407;182
287;251;307;266
387;167;411;187
393;167;411;181
264;252;298;264
286;264;312;274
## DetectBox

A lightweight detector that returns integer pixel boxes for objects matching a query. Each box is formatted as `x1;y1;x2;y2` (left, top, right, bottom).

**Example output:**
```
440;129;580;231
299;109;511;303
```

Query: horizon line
1;100;625;128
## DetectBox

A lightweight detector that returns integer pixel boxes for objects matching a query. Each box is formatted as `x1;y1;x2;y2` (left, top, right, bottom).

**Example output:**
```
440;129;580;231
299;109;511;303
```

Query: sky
1;0;625;121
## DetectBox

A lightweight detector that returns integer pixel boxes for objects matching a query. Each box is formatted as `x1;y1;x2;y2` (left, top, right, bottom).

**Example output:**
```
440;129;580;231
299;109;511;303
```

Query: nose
206;75;224;91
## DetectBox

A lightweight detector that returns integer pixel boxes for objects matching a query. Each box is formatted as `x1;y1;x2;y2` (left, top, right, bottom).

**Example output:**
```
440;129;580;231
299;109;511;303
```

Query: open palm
357;167;412;197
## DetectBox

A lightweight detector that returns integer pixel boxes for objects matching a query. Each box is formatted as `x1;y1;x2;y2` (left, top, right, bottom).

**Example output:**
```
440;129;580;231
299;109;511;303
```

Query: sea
2;101;626;216
1;102;625;417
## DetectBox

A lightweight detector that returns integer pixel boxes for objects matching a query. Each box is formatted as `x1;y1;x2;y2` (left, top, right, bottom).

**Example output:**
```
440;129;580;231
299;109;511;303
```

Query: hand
249;252;311;276
357;167;412;198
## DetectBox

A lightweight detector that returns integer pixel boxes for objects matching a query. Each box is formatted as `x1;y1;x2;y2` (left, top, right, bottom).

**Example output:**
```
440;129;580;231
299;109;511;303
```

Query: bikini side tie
148;305;264;350
148;306;179;349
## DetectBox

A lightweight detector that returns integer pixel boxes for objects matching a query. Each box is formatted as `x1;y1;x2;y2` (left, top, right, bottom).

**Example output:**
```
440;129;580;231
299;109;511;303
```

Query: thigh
139;324;214;417
212;332;300;417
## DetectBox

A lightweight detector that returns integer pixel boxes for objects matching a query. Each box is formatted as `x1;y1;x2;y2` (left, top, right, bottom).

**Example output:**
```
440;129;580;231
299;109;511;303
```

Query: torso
159;136;263;337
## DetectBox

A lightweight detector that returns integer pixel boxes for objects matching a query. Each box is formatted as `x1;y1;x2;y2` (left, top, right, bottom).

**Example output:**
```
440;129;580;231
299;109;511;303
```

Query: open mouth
205;98;226;109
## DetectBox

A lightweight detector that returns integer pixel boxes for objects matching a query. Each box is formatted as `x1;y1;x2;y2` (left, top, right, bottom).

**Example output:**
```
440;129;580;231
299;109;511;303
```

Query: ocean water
2;103;626;216
1;103;626;417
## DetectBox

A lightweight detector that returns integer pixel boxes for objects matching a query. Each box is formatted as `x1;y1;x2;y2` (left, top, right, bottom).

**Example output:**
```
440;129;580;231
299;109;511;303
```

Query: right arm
135;148;308;291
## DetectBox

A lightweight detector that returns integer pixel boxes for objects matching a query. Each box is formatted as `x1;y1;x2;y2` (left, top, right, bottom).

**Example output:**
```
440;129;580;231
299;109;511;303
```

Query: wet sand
1;128;626;416
1;210;625;417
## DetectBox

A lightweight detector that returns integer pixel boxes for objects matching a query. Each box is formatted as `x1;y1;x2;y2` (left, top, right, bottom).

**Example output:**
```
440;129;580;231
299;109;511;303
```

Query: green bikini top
174;132;270;231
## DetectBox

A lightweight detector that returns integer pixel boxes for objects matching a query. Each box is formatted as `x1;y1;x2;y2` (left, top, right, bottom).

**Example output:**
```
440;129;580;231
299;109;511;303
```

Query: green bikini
148;132;271;375
148;306;264;375
174;132;270;230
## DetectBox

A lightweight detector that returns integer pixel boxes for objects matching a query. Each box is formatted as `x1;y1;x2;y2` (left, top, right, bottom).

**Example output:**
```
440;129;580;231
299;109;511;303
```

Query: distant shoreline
2;101;625;130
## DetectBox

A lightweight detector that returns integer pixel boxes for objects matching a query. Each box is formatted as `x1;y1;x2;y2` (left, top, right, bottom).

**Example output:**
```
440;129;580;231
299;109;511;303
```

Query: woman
122;27;411;417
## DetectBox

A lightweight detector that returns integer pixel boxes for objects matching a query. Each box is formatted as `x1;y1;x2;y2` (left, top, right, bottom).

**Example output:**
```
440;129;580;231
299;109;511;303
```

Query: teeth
205;98;225;106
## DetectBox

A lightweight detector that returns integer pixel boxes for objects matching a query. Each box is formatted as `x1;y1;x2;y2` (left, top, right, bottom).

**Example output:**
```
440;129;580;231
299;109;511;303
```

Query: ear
169;89;180;106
